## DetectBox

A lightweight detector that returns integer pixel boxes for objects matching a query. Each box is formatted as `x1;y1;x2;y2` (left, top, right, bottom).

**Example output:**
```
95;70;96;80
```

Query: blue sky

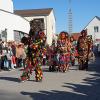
13;0;100;33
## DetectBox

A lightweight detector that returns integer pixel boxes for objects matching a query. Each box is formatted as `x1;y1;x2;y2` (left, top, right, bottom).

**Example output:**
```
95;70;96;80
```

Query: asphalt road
0;57;100;100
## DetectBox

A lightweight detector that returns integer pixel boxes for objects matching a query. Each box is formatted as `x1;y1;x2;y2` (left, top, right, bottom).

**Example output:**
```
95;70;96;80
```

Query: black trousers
17;58;22;68
79;59;88;70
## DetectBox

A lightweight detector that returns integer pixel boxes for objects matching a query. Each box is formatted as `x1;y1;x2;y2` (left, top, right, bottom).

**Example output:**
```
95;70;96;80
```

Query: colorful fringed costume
70;36;76;66
20;59;33;81
20;31;46;82
57;32;71;72
77;30;93;70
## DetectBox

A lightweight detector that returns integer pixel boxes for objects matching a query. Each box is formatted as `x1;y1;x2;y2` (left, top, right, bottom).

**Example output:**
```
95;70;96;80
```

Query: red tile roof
96;39;100;41
71;33;81;41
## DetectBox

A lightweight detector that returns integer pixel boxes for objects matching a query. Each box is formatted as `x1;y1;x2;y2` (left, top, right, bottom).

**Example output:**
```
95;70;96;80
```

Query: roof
71;33;81;41
96;39;100;41
14;8;53;17
84;16;100;29
95;16;100;21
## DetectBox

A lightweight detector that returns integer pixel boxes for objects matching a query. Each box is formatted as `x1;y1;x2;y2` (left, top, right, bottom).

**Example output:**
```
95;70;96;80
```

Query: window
94;26;99;32
14;31;21;42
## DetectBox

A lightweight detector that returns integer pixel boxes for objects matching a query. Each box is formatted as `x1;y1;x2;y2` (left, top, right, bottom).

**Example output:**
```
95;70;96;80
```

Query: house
14;8;56;46
84;16;100;45
0;0;30;42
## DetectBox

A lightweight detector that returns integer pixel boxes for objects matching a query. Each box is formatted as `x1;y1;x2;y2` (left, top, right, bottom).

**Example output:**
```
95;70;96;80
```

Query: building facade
0;0;14;13
85;16;100;45
0;0;30;42
15;8;56;45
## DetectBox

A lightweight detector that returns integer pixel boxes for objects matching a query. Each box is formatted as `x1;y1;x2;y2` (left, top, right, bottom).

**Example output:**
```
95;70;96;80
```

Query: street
0;56;100;100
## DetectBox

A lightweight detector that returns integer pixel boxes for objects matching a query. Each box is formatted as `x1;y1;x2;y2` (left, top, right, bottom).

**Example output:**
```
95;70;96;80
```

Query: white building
15;8;56;45
0;0;14;13
85;16;100;45
0;0;30;42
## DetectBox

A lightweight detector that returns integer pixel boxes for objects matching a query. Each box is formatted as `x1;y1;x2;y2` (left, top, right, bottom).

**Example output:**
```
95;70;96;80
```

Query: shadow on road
21;76;100;100
61;73;100;100
0;77;20;83
20;56;100;100
62;56;100;100
21;90;89;100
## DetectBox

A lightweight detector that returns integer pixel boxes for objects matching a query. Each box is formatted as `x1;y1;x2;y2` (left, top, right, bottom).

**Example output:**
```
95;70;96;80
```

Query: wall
85;17;100;44
0;10;30;41
24;12;56;46
46;10;56;45
0;0;14;13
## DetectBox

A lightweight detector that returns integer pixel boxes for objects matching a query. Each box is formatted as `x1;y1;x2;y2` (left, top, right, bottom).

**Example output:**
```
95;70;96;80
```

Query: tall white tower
68;0;73;34
0;0;14;13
